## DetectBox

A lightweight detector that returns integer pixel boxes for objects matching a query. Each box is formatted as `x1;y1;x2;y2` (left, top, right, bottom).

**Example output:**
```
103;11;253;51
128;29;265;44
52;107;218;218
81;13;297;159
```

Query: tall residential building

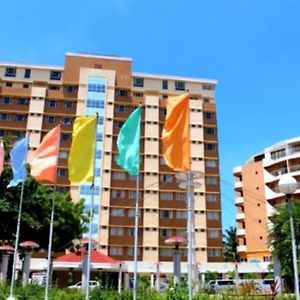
234;137;300;262
0;52;222;262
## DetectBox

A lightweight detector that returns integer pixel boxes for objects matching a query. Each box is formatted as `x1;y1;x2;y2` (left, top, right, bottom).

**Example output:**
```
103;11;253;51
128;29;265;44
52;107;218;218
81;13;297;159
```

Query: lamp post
278;175;299;300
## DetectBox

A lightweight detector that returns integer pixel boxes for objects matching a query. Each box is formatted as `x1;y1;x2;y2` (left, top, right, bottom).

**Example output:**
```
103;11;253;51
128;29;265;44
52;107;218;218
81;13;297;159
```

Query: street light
278;175;299;300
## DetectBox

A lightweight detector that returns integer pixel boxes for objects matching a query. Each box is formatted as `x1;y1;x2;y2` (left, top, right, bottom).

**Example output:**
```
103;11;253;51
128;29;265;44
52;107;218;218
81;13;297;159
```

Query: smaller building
233;137;300;262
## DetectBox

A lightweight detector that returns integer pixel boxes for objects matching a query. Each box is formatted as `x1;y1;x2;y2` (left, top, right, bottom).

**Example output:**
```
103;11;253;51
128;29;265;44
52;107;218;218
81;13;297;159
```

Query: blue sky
1;0;300;230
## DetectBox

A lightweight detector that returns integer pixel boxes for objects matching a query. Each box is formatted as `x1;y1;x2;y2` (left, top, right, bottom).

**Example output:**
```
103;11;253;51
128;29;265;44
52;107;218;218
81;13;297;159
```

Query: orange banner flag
162;94;190;171
30;124;61;183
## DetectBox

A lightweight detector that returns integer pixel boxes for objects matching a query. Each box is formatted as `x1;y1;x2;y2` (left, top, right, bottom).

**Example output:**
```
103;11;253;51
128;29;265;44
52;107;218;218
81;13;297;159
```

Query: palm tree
269;201;300;281
223;226;239;262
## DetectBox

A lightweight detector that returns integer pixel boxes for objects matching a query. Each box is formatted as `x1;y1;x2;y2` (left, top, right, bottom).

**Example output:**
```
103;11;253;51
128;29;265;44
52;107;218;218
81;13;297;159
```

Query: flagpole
44;124;61;300
85;114;98;300
133;174;140;300
8;136;29;300
7;180;25;300
187;170;193;300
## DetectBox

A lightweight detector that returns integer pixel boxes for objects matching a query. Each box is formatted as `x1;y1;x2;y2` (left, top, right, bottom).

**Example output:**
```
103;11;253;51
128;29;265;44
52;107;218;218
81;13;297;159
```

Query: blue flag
7;137;28;188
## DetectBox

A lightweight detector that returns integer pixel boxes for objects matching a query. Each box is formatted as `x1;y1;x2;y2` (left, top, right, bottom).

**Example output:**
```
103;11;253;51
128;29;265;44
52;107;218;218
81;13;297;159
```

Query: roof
55;250;118;264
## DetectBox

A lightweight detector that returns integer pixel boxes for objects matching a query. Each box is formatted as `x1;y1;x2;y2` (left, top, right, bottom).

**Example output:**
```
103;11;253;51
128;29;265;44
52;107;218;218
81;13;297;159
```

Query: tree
223;226;239;262
0;166;87;252
269;201;300;281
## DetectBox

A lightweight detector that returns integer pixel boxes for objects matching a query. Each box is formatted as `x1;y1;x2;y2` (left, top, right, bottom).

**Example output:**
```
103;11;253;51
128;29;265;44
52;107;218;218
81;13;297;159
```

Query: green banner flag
116;106;142;176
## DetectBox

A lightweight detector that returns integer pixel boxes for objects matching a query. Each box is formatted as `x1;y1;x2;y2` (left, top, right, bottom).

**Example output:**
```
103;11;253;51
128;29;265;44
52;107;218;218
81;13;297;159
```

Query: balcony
235;197;244;206
236;229;246;236
234;181;243;190
237;245;247;253
236;212;245;221
233;165;242;176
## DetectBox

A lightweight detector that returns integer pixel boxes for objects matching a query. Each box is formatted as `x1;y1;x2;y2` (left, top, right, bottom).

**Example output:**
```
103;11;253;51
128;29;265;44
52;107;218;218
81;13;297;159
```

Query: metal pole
8;180;25;300
85;115;98;300
287;198;299;300
44;197;55;300
133;175;140;300
187;170;193;300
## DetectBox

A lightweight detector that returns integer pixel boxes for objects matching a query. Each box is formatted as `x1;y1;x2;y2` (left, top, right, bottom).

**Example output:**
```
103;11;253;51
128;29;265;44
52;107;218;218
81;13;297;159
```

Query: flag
0;140;4;176
116;106;142;176
162;94;190;171
68;116;97;183
7;137;28;188
30;124;61;183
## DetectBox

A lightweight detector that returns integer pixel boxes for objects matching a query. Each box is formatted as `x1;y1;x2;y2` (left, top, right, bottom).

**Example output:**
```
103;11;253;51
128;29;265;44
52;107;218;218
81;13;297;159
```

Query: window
208;230;220;238
175;80;185;91
0;113;9;121
59;151;68;159
87;99;105;108
5;67;16;77
160;248;172;256
64;85;76;93
208;248;221;257
270;149;286;160
160;174;173;183
160;210;172;219
116;105;127;113
47;116;56;124
98;116;104;125
127;247;140;256
112;190;125;198
112;172;126;180
128;209;136;217
12;131;24;138
17;98;28;105
109;247;123;256
61;134;70;141
160;108;167;116
207;194;218;202
160;192;173;201
162;80;168;90
57;168;68;177
64;102;74;108
176;211;187;219
205;143;217;151
50;71;62;80
47;100;57;108
160;157;166;165
132;92;143;97
206;177;218;185
160;229;172;237
95;150;102;159
205;160;218;168
0;130;5;137
6;82;12;87
111;208;124;217
111;227;124;236
88;83;105;93
1;97;12;104
115;121;124;128
177;229;186;236
15;114;25;121
207;212;219;220
118;90;128;97
175;193;187;201
24;69;31;79
49;85;60;90
96;133;103;141
204;112;215;120
80;185;100;195
205;127;216;135
62;117;72;125
133;77;144;87
203;84;214;91
128;191;141;199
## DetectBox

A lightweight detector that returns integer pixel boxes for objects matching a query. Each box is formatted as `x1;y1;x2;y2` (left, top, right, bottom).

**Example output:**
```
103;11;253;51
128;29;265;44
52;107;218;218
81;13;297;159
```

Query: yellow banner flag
68;116;97;183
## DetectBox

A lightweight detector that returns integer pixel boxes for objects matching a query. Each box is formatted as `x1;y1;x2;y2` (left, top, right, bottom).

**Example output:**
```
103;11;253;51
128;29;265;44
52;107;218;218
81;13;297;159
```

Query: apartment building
234;138;300;262
0;52;222;263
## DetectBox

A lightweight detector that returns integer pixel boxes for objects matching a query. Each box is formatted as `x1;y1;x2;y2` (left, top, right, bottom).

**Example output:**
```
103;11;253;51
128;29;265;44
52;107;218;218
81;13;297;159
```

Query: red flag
0;141;4;176
30;124;61;183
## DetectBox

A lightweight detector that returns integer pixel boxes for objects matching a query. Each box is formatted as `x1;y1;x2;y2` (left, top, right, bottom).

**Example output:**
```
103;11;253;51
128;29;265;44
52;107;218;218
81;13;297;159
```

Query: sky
1;0;300;230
